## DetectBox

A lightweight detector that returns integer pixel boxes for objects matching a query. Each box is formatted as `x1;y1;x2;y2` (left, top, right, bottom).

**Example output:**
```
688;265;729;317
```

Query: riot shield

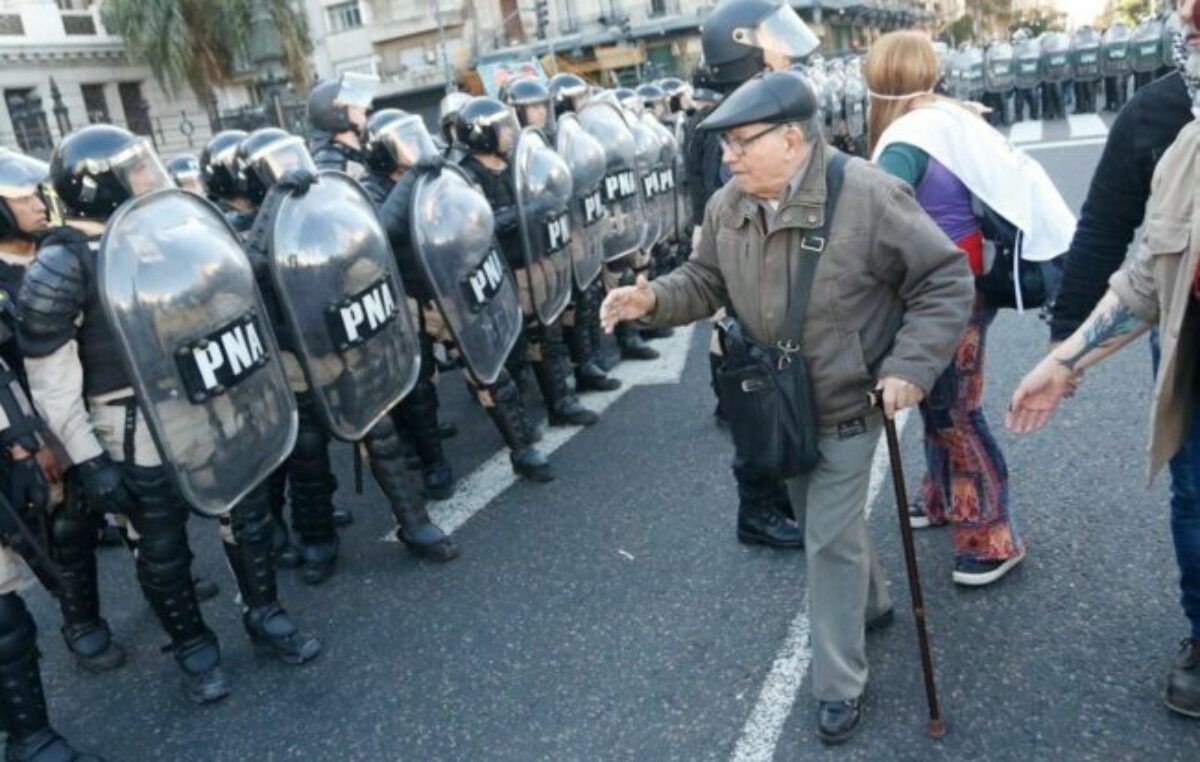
410;164;522;386
962;47;986;100
1015;39;1041;89
1072;27;1103;82
985;43;1015;93
629;114;663;249
1041;33;1072;83
270;171;420;441
513;128;574;325
1130;19;1164;73
642;113;678;245
555;114;606;290
843;70;866;141
1103;23;1133;77
671;116;693;243
99;188;296;516
578;101;646;263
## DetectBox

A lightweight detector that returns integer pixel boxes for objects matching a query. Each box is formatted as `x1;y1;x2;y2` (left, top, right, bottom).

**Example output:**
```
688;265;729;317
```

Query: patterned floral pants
914;293;1023;562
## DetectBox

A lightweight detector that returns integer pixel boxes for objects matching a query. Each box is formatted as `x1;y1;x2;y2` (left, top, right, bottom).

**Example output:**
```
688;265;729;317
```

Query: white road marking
1007;120;1043;145
729;409;911;762
1066;113;1109;139
381;325;697;540
1022;136;1108;152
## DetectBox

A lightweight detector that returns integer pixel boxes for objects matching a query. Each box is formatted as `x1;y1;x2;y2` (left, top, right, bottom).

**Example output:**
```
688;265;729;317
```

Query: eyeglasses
719;123;785;156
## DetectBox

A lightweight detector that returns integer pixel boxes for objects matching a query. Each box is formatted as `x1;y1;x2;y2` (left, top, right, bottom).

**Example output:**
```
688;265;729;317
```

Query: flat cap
698;70;817;132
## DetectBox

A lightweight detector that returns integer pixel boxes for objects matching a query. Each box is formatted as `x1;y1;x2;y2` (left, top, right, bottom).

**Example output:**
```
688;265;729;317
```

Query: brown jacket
1108;120;1200;483
646;142;974;426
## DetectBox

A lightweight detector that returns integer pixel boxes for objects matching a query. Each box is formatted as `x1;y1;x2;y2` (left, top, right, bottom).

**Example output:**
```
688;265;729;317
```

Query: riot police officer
165;153;204;195
237;128;458;566
307;72;378;177
17;126;233;703
438;91;472;163
456;97;600;430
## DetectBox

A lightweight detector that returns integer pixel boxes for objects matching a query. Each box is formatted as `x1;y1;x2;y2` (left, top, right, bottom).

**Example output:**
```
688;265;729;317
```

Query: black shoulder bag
714;151;848;480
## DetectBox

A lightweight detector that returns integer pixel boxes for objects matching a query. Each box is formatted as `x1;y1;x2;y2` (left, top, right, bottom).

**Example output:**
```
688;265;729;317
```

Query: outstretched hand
599;274;656;333
1006;358;1076;434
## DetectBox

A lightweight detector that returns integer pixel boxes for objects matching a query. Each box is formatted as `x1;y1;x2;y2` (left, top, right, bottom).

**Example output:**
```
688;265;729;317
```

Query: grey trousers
786;415;893;702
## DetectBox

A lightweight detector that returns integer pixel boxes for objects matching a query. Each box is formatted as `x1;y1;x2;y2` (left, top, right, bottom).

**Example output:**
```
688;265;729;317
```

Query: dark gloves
73;454;134;516
493;205;519;233
7;455;48;516
277;168;316;196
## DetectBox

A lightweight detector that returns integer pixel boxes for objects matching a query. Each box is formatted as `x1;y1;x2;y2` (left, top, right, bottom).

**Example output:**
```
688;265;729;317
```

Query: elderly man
601;71;974;743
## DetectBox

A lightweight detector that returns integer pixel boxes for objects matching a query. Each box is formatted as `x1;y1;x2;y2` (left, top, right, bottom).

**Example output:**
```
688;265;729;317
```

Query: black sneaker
952;548;1025;587
1165;637;1200;718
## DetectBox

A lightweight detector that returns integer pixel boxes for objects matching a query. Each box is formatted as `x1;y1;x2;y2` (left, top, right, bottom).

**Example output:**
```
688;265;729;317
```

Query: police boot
171;633;229;705
532;328;599;427
267;468;301;569
393;382;456;501
0;595;102;762
288;397;340;585
363;416;459;561
223;486;322;665
616;322;659;361
486;373;555;482
567;293;620;393
735;471;802;550
49;507;126;673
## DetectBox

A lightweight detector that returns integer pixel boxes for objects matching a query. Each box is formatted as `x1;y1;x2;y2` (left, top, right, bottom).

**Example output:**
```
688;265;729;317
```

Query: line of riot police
0;68;702;761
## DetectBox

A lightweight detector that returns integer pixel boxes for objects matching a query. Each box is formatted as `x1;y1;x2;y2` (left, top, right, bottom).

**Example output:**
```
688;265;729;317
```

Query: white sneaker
952;548;1026;587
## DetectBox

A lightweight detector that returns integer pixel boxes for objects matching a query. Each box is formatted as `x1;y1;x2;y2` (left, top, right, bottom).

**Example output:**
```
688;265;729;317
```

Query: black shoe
173;636;229;705
332;508;354;528
5;728;103;762
548;398;599;427
194;577;220;603
422;462;456;501
866;608;894;634
640;327;674;340
61;621;126;673
817;697;863;745
737;504;803;549
616;323;660;361
1165;637;1200;718
298;539;339;586
511;448;555;482
575;362;621;393
397;525;460;562
243;604;321;666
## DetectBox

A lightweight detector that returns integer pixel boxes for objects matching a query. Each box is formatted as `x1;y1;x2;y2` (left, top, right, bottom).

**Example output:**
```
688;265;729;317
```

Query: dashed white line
1007;120;1044;145
729;409;911;762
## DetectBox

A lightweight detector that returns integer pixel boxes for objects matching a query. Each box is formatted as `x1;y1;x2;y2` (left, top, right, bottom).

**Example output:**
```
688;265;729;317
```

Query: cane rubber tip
927;718;947;739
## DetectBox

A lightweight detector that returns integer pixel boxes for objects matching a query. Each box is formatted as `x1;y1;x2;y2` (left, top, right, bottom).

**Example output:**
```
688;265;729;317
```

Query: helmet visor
379;115;438;169
0;151;48;199
247;136;317;187
109;139;172;198
733;4;819;61
335;72;380;110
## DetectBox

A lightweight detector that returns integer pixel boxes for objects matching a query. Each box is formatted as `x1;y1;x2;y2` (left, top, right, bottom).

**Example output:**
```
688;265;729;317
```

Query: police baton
867;391;946;740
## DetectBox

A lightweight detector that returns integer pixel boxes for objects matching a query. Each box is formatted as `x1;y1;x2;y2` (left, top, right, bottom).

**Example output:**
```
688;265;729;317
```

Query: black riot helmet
363;110;437;174
548;72;590;116
200;129;248;202
501;77;554;131
438;91;472;145
49;124;172;220
307;72;379;135
612;87;643;114
236;128;317;205
658;77;688;112
0;148;49;239
454;97;521;156
636;83;668;118
700;0;820;88
166;153;204;194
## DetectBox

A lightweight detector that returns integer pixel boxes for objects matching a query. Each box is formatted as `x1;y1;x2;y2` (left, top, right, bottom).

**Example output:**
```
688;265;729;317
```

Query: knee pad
49;504;98;566
364;415;405;463
226;485;274;547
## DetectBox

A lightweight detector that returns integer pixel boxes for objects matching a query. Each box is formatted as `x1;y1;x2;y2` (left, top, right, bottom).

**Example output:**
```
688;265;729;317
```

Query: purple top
914;156;978;244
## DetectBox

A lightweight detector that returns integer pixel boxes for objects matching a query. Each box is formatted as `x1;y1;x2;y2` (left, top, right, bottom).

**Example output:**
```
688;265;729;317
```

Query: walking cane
868;391;946;739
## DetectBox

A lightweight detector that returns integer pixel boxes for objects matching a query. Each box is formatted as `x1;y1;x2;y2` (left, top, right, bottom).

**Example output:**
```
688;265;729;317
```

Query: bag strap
726;149;849;332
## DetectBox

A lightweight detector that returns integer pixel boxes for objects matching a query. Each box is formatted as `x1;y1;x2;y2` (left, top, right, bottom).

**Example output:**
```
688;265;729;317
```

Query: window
118;82;152;138
81;84;110;124
0;14;23;36
326;1;363;33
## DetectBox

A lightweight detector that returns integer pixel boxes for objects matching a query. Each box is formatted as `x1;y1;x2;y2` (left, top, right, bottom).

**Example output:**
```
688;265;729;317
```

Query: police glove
73;454;134;516
7;453;48;517
277;168;316;196
493;205;519;233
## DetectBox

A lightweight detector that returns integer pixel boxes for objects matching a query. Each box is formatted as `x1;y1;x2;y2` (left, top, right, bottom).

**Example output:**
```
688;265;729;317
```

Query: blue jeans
1152;329;1200;637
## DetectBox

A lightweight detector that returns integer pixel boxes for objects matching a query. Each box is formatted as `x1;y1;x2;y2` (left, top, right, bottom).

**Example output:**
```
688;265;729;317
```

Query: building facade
0;0;252;161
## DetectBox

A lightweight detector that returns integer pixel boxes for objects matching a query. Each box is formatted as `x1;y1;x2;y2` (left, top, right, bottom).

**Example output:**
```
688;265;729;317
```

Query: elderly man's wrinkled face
720;121;808;198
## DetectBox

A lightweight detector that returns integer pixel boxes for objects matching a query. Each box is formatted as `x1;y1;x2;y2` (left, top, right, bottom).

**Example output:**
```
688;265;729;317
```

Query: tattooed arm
1006;290;1153;434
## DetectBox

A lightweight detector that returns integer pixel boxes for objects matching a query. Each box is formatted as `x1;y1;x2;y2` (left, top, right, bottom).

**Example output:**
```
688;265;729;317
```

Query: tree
1115;0;1152;26
102;0;313;99
1010;8;1068;36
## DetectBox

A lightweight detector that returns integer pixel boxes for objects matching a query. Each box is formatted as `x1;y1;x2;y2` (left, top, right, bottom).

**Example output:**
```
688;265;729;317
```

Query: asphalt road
25;123;1200;761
